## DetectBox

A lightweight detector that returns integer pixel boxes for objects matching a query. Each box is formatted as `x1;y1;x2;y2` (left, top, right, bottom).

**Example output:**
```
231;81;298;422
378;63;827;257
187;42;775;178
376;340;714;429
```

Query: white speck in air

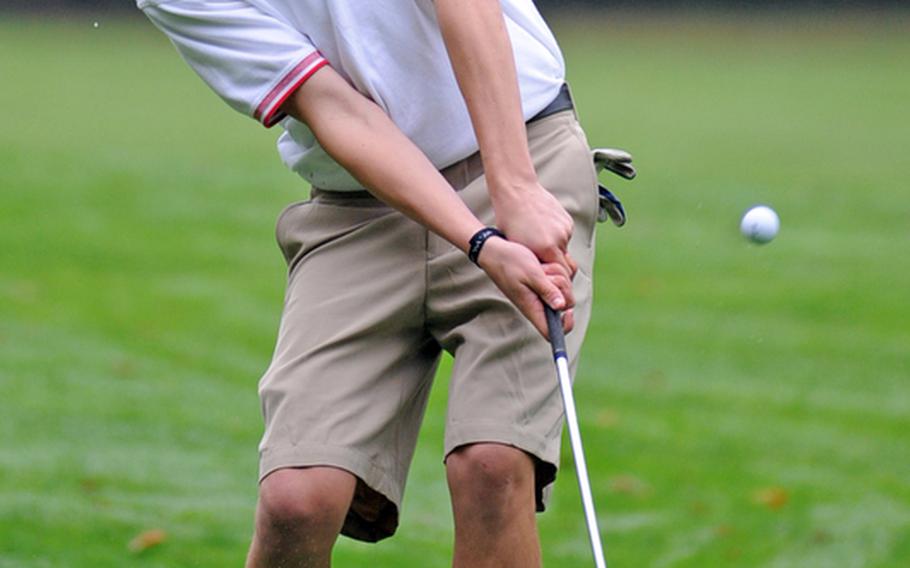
93;21;100;29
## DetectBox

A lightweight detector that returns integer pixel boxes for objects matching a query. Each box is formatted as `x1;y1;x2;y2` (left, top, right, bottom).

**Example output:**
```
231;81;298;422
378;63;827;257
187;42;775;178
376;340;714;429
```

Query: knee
447;444;534;504
257;468;353;534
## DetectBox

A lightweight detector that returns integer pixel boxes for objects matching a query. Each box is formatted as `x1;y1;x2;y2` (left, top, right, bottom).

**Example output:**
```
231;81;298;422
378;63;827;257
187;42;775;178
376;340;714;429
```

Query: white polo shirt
139;0;566;191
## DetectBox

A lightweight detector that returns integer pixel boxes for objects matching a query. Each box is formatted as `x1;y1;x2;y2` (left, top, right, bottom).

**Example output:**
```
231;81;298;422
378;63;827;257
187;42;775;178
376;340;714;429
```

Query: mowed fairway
1;12;908;567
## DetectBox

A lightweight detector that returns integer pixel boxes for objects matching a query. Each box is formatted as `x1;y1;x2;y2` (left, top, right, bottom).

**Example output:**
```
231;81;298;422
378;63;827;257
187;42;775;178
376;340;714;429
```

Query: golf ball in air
740;205;779;244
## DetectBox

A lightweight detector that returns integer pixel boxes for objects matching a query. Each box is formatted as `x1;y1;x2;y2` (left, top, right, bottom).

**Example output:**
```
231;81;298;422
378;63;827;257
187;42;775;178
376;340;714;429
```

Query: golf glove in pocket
592;147;636;227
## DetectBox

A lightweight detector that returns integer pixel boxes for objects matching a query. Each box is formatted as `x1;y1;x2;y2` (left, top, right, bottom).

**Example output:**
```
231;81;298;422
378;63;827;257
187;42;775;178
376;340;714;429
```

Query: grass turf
1;11;908;567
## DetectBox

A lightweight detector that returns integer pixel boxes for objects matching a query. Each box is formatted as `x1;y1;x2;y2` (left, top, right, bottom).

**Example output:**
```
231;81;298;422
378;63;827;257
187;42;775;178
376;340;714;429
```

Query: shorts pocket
275;196;396;277
275;200;316;266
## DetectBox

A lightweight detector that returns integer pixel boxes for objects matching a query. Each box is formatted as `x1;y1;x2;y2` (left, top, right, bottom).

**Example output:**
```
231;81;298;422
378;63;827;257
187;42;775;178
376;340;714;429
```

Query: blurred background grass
1;8;909;567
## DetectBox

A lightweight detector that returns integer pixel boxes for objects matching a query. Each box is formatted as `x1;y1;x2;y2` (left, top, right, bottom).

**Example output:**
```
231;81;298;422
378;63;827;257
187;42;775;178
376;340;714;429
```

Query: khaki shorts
258;109;598;542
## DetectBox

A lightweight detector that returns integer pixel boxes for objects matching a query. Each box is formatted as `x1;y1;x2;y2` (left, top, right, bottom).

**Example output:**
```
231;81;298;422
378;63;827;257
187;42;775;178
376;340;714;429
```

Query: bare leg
246;467;357;568
446;443;542;568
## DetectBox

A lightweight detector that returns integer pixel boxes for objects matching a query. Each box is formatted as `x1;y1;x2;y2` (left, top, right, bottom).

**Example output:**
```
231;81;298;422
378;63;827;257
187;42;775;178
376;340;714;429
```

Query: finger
542;247;574;279
561;308;574;334
564;253;578;279
557;205;574;241
557;275;575;311
528;270;566;312
542;261;570;281
563;212;574;241
556;221;572;252
542;264;575;310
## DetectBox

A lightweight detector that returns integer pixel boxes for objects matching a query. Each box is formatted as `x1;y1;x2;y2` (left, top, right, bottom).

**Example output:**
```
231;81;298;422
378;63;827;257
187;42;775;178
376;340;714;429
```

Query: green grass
1;12;909;567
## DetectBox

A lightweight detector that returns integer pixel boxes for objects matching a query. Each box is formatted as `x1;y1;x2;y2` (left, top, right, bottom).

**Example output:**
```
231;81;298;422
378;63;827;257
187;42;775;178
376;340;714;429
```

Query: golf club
544;305;607;568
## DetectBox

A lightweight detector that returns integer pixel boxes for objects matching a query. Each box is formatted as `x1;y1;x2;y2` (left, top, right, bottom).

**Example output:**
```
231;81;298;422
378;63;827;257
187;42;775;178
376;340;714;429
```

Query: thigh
259;191;440;542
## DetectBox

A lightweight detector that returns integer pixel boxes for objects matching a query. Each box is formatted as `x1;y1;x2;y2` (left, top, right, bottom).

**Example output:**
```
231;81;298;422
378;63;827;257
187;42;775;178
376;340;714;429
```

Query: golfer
139;0;599;566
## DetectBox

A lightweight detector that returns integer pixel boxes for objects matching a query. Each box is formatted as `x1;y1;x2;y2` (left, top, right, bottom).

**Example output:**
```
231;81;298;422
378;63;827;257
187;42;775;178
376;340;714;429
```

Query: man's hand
476;236;575;338
488;177;577;277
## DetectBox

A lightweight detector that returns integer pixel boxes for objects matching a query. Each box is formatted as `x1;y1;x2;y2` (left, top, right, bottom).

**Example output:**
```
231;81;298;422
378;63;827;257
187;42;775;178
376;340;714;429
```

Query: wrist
467;227;507;266
485;165;538;196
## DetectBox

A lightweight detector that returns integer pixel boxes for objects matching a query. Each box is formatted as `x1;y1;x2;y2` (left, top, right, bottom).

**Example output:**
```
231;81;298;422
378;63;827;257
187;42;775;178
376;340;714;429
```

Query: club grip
544;305;567;358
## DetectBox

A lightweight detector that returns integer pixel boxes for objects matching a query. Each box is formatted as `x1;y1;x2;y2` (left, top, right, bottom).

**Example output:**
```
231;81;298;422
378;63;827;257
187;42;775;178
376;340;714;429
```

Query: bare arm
434;0;576;274
279;66;573;334
283;67;481;254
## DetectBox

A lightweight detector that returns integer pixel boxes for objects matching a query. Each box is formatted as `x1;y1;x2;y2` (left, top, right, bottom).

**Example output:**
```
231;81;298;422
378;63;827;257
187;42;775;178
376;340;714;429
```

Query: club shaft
544;307;607;568
556;356;607;568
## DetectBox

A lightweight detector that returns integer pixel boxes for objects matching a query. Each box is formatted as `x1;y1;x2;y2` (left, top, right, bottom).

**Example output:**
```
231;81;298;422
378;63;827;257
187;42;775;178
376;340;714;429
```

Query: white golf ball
740;205;779;244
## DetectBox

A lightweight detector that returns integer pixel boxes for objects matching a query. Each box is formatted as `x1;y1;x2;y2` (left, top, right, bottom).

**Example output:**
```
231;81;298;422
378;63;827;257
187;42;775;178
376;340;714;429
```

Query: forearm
280;66;484;253
433;0;574;273
434;0;537;196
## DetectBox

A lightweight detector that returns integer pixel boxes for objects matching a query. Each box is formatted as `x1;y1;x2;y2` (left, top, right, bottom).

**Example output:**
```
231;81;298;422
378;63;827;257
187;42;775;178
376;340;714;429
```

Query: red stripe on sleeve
255;52;328;127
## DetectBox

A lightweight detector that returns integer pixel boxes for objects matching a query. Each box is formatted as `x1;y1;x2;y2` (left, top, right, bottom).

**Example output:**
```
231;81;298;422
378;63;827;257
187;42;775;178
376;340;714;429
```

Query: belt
529;83;574;123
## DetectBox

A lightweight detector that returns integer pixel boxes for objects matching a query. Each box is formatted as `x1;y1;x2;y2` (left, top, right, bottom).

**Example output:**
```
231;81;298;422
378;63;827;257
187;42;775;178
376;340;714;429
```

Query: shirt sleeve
140;0;328;127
